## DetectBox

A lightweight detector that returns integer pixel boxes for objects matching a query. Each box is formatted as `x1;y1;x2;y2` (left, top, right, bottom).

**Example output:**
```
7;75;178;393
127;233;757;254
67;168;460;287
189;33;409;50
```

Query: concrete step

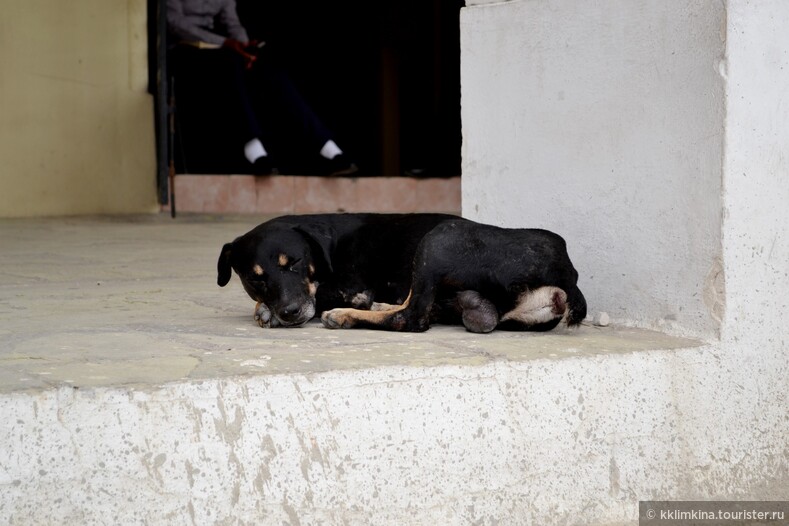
164;175;462;215
2;326;707;526
2;216;782;525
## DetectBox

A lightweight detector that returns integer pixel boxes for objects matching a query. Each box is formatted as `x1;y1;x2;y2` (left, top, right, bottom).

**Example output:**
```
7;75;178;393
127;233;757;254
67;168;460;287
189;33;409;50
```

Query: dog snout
274;299;315;327
280;302;302;319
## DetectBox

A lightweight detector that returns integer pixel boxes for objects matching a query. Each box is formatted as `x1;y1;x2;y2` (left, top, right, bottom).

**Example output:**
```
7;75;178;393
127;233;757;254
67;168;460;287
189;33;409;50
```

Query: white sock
319;140;343;160
244;138;268;163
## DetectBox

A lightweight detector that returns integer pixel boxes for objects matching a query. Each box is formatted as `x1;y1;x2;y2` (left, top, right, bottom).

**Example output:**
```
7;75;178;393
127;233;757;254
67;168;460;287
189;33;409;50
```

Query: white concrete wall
461;0;727;339
720;0;789;351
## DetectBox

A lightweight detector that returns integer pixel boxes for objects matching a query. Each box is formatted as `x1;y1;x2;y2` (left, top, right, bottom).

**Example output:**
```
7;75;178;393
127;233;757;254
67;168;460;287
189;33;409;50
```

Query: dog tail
565;285;587;326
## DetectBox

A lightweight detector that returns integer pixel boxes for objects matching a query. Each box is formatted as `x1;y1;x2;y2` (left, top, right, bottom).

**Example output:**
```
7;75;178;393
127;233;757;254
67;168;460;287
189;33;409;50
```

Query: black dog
218;214;586;333
217;213;457;327
320;218;587;333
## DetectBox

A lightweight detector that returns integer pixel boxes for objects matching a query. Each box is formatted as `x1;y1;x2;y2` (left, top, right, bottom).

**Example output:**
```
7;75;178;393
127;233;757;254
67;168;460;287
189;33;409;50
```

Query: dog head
218;222;334;327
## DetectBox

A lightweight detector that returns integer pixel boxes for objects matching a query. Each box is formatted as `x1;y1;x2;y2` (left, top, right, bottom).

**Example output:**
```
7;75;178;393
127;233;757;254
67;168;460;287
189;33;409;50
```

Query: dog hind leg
322;274;438;332
321;291;418;330
457;291;499;333
371;301;401;311
499;286;568;330
322;242;443;331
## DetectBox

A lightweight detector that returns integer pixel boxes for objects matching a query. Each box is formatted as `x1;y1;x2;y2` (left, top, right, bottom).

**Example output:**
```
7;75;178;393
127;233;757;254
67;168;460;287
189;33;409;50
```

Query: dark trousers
170;45;333;161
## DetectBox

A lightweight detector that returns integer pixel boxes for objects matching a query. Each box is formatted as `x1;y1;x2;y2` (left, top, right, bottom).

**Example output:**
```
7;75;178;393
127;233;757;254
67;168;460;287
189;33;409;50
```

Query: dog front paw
254;302;280;328
321;309;355;329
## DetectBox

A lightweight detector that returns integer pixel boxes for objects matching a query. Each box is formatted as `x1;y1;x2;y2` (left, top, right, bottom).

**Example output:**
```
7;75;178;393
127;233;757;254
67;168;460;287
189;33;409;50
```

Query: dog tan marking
308;263;315;277
371;301;400;311
323;292;411;328
278;253;289;267
252;264;264;276
501;286;568;325
308;280;318;297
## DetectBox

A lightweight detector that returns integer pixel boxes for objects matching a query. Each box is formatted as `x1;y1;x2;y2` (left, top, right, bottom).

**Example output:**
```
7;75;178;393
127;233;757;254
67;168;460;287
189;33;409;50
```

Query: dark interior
159;0;464;178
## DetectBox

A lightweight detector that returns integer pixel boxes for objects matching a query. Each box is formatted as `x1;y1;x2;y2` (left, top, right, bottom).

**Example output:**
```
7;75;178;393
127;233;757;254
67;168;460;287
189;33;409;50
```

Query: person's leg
218;49;278;173
249;59;356;175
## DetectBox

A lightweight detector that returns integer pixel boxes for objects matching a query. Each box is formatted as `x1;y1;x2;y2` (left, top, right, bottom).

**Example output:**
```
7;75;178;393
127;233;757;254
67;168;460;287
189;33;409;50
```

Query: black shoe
325;154;358;176
253;156;278;176
404;167;429;178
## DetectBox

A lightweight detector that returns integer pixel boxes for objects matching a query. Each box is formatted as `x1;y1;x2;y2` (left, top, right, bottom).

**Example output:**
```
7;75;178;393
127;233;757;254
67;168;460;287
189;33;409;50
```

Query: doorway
151;0;463;193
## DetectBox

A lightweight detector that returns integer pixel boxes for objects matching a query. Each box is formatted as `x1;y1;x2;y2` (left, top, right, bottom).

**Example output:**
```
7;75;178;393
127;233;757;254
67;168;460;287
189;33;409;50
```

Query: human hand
222;38;257;69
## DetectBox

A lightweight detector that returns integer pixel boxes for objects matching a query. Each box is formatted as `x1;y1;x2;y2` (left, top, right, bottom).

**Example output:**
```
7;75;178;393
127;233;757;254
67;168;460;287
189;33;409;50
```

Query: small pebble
594;312;610;327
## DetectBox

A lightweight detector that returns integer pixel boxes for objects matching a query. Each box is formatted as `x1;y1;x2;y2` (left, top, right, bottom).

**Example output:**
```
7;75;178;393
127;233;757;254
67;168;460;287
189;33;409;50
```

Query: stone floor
0;214;698;394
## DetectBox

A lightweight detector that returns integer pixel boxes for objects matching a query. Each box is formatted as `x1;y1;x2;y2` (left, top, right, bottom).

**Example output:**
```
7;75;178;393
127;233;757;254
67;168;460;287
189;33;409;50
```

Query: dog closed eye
247;275;267;285
288;258;303;272
247;265;267;282
277;253;303;272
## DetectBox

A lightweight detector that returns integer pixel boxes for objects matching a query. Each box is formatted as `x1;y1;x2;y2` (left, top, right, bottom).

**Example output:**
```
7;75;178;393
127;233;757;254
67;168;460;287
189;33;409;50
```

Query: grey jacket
167;0;249;46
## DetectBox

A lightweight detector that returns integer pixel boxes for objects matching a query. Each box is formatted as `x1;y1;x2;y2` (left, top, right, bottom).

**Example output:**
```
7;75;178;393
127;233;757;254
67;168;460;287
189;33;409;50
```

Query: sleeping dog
217;214;586;332
217;213;457;328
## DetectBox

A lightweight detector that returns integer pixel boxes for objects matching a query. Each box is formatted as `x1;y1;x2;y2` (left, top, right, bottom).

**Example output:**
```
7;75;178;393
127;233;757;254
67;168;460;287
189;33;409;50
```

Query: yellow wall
0;0;159;217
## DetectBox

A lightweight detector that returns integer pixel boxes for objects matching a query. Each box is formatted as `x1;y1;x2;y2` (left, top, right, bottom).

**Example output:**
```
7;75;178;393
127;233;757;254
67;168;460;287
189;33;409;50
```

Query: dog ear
217;242;234;286
295;224;335;274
